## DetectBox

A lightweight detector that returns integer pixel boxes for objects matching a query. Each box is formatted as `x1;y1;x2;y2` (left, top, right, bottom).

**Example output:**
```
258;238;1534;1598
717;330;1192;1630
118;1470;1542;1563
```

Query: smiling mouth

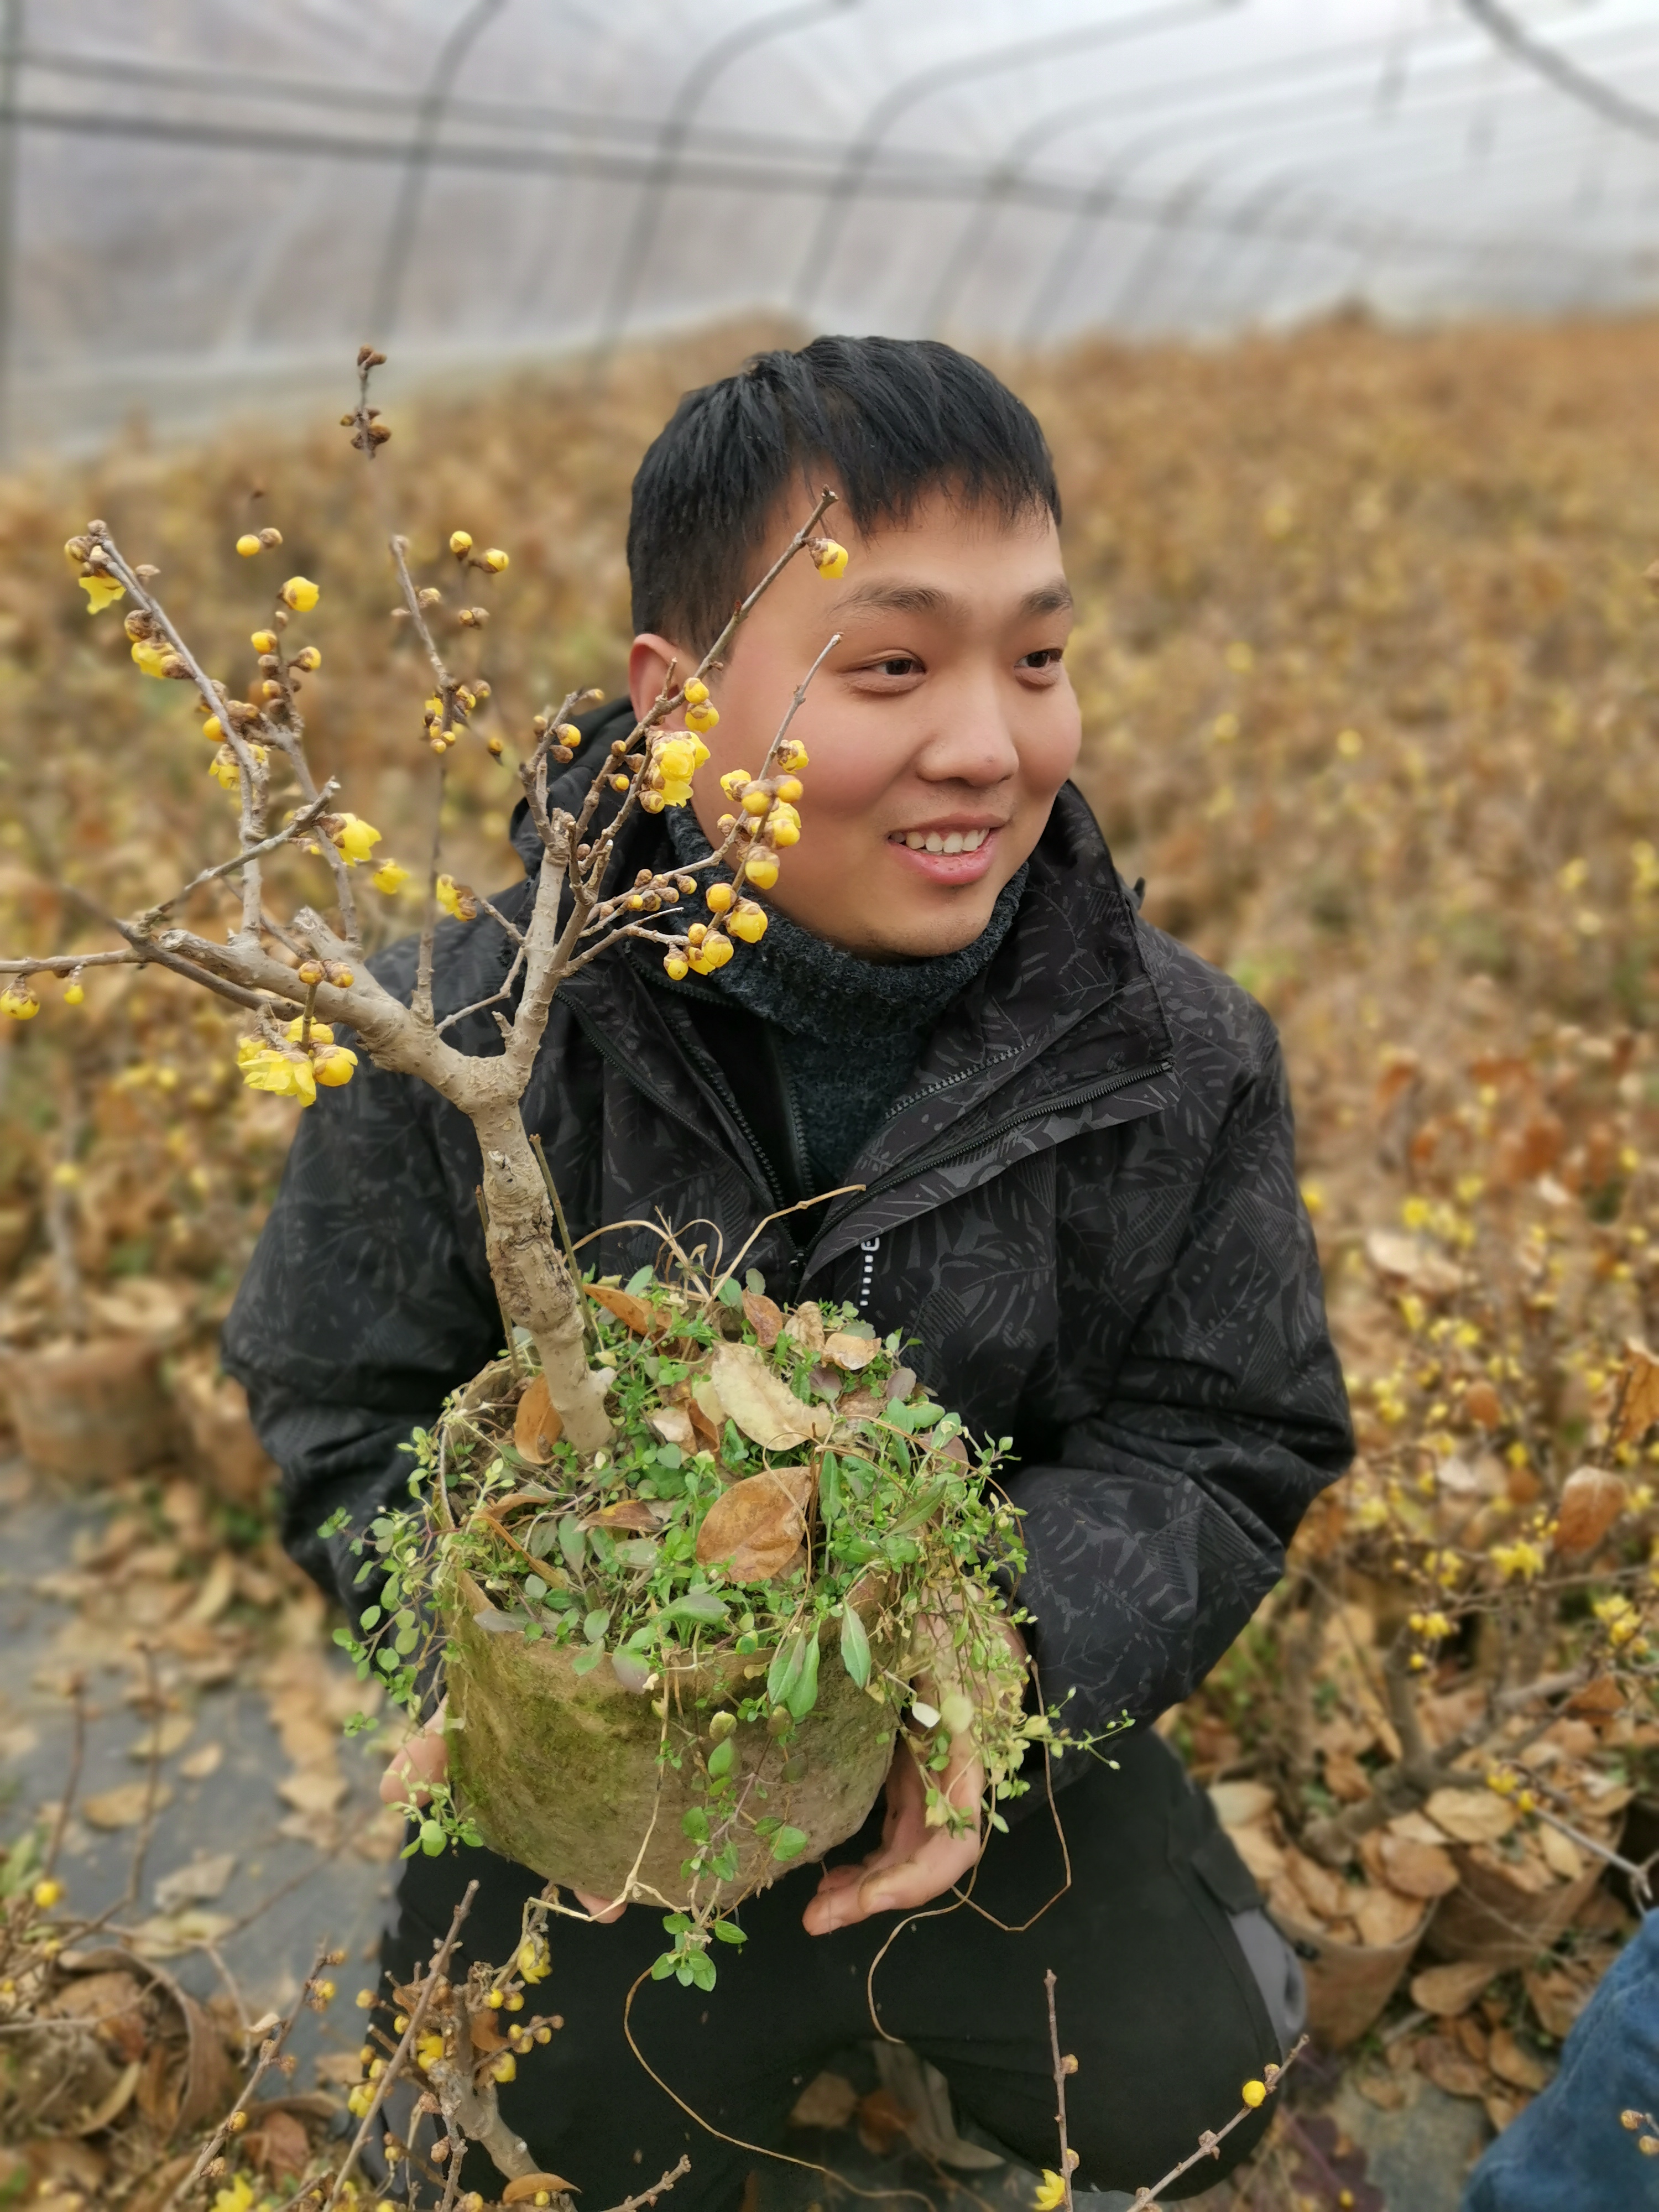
892;827;993;855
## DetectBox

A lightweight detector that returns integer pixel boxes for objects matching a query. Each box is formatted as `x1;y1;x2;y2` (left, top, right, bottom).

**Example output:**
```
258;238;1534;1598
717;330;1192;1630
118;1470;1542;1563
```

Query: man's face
628;487;1081;958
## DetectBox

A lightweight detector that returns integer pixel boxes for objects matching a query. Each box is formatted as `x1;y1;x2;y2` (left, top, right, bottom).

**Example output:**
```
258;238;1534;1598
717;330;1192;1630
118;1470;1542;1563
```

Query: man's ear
629;633;688;723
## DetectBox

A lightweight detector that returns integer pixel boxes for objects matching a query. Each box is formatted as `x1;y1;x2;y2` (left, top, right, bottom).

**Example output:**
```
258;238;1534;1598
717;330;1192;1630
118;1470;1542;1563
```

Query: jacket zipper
568;1005;786;1214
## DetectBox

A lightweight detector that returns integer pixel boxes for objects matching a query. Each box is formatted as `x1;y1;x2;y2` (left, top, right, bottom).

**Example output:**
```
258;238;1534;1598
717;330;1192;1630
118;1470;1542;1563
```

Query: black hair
627;335;1061;651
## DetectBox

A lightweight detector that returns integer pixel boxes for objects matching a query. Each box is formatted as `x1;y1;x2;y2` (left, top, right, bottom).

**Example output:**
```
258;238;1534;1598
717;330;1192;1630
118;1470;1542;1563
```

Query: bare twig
322;1880;478;2212
1129;2037;1307;2208
1044;1969;1077;2212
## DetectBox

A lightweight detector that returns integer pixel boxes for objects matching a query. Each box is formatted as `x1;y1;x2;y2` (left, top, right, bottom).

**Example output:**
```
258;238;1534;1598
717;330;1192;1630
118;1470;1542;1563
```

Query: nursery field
6;310;1659;2208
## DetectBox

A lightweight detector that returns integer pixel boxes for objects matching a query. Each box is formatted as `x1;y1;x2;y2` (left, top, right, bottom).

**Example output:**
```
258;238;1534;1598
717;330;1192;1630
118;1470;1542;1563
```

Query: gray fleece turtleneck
662;806;1026;1191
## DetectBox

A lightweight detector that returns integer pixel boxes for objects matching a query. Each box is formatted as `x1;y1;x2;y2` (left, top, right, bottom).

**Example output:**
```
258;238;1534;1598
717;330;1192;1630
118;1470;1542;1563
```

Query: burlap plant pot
1272;1898;1437;2049
0;1335;176;1479
444;1566;899;1906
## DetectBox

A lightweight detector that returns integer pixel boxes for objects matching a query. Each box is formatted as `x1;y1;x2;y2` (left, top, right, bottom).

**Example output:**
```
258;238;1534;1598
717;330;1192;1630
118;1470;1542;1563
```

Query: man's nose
912;670;1020;785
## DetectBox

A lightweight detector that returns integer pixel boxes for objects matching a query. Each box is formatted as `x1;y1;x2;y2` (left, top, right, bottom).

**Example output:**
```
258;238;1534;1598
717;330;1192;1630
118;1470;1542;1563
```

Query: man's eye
874;656;920;677
1019;648;1064;670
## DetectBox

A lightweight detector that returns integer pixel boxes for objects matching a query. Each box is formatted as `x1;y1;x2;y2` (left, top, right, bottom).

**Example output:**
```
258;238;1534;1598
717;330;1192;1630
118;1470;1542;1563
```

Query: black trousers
383;1729;1280;2208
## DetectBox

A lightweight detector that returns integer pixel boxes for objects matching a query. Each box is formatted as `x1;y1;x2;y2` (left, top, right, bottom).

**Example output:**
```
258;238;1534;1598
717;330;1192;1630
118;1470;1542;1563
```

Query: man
225;336;1352;2204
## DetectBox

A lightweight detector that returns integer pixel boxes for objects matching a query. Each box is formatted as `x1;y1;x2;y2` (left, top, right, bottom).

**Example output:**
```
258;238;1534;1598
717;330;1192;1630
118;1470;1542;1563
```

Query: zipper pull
857;1235;880;1314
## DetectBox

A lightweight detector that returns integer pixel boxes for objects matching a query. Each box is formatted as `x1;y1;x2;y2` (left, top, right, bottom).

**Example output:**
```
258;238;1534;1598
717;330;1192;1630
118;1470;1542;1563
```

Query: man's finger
573;1888;627;1923
380;1718;449;1806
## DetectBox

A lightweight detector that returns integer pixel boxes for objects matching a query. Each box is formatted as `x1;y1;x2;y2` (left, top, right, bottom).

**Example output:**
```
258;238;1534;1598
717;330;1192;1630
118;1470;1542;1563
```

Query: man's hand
379;1702;624;1922
801;1619;1027;1937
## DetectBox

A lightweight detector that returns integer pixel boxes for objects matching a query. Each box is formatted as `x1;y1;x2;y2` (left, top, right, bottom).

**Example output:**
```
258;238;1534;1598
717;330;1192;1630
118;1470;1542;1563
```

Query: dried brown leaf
1552;1464;1626;1554
82;1781;173;1830
1411;1961;1498;2017
513;1376;563;1465
780;1303;826;1358
1488;2026;1550;2094
822;1331;878;1371
1376;1831;1460;1900
742;1289;783;1348
585;1282;655;1334
1612;1339;1659;1447
1354;1884;1426;1948
1425;1787;1515;1845
695;1467;814;1582
708;1342;829;1451
1412;2033;1488;2100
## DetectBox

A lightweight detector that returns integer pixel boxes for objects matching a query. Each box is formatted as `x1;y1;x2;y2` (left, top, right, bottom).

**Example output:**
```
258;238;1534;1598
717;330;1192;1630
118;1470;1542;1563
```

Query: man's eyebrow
829;580;958;618
828;577;1074;620
1020;581;1074;618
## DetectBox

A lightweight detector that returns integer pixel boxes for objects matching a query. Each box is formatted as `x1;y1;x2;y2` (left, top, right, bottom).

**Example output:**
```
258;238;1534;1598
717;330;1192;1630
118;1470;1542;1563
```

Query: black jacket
223;714;1353;1743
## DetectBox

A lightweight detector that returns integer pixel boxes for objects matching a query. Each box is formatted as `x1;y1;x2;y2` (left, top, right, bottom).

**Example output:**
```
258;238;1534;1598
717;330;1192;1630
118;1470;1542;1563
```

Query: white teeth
899;827;990;854
925;832;945;853
963;829;986;851
904;830;926;849
942;832;964;854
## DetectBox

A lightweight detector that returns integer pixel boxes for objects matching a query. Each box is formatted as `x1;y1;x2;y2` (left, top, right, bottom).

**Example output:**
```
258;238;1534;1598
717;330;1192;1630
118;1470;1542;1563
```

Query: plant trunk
472;1102;611;1454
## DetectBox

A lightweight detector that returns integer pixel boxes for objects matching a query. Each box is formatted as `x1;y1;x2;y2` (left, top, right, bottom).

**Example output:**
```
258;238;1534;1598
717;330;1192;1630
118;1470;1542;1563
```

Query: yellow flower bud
251;628;277;653
0;985;40;1021
663;953;690;980
236;533;262;557
450;530;473;555
1241;2079;1267;2109
281;576;320;612
766;804;801;848
685;701;718;732
558;723;582;748
31;1879;62;1910
775;775;804;804
201;714;223;743
729;899;768;944
285;1018;335;1045
63;975;85;1006
706;882;735;915
518;1936;551;1983
689;931;733;974
355;1988;376;2009
311;1045;358;1088
687;924;707;946
744;851;780;890
740;785;771;817
483;548;509;573
719;768;753;800
775;737;808;772
492;2053;517;2083
683;677;709;706
487;1989;504;2008
811;537;848;580
373;859;411;895
295;644;322;672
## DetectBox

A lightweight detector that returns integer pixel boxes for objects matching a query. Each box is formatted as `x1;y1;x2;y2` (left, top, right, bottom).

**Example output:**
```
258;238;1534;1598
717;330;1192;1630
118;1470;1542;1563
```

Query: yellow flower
294;645;321;672
450;530;473;555
0;985;39;1020
239;1045;317;1107
492;2053;517;2083
662;952;690;980
281;576;320;612
719;768;753;800
285;1018;335;1045
688;931;734;975
482;547;509;573
812;537;849;580
211;2179;256;2212
436;874;468;920
312;1044;358;1088
132;639;171;678
774;774;804;805
236;533;262;557
655;734;707;786
251;628;277;653
705;881;734;915
744;851;780;891
331;812;382;865
201;714;223;743
728;899;768;944
208;753;239;791
1491;1538;1547;1583
78;572;126;613
373;859;411;895
518;1935;551;1983
347;2081;374;2119
685;700;719;732
1240;2079;1267;2109
1033;2172;1067;2210
63;977;85;1006
775;737;808;772
766;801;801;847
416;2031;445;2069
31;1879;62;1910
